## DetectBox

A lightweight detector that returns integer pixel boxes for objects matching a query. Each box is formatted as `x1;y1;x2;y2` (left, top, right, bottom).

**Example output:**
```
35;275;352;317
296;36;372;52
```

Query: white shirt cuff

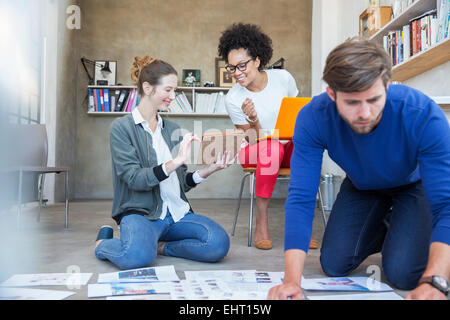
161;163;169;177
193;170;207;184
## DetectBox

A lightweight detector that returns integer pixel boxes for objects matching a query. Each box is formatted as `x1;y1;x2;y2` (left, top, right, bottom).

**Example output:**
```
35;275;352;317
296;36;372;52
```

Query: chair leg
65;171;69;229
232;172;251;236
248;172;256;247
37;174;44;222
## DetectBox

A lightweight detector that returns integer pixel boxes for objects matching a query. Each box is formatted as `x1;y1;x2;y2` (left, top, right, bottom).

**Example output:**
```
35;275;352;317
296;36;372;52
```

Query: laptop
258;97;312;141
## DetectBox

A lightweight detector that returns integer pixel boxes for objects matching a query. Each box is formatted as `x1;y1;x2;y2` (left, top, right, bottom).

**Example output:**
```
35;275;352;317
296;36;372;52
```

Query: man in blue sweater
268;38;450;300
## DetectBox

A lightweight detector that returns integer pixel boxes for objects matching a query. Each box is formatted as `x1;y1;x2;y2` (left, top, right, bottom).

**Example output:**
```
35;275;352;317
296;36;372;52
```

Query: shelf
87;112;229;117
178;86;230;91
367;0;450;82
391;37;450;81
87;85;230;91
370;0;436;43
432;96;450;109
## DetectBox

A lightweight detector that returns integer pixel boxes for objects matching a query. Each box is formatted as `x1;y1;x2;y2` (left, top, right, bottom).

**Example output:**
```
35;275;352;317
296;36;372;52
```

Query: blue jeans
95;211;230;270
320;178;432;290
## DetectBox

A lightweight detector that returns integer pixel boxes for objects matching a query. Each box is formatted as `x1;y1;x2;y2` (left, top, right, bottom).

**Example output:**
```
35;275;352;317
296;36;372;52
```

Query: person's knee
202;229;230;262
382;259;421;290
320;248;356;277
116;248;157;270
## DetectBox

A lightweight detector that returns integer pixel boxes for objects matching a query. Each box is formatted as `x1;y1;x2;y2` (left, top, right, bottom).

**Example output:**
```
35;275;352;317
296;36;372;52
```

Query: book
103;88;110;112
125;89;136;112
99;89;105;112
116;89;129;112
95;89;101;112
88;88;95;112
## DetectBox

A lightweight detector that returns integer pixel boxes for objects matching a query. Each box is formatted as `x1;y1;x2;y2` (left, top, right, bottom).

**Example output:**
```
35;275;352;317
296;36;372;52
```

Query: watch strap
419;276;449;295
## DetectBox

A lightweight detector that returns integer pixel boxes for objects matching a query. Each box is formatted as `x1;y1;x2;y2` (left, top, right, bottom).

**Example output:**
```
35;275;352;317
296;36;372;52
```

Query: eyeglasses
225;58;254;73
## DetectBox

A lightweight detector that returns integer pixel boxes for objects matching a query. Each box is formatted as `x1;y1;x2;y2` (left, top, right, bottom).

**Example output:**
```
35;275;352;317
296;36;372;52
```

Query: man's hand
405;283;448;300
267;281;305;300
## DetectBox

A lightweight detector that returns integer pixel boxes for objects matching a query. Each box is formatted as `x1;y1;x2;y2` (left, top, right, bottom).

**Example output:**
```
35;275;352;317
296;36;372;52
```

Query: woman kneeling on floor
94;56;233;270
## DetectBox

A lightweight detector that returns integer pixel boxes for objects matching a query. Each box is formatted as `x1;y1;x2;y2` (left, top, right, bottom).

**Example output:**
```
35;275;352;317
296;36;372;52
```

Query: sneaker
96;225;113;242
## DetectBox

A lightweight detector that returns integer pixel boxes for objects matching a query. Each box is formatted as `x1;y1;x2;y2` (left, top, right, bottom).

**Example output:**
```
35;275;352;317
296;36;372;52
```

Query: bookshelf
87;85;231;116
369;0;450;82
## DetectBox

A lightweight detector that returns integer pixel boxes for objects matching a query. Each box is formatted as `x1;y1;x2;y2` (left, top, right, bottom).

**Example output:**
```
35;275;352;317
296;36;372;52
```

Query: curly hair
218;23;273;71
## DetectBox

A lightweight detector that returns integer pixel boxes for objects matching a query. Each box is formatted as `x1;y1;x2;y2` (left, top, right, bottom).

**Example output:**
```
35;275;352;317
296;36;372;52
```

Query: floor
0;199;412;300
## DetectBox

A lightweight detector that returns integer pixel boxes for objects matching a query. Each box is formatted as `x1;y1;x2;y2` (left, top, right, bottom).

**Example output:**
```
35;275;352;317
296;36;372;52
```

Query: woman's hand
174;133;200;166
241;98;258;121
197;150;237;179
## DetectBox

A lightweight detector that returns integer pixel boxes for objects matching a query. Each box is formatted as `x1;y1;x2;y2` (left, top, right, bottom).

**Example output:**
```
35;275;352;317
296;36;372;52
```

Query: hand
405;283;448;300
208;150;237;173
175;133;200;165
198;150;237;179
241;98;258;120
267;282;305;300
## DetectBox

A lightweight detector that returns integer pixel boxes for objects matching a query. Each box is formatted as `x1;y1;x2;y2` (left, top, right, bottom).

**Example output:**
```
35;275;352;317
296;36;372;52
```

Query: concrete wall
70;0;312;199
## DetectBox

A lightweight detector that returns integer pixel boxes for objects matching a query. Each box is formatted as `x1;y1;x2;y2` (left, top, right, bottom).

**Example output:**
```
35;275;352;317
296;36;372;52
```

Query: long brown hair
323;37;392;93
131;55;177;96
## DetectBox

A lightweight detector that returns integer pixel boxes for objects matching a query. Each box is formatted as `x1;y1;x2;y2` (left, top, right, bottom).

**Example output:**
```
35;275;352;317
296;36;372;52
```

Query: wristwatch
418;275;449;295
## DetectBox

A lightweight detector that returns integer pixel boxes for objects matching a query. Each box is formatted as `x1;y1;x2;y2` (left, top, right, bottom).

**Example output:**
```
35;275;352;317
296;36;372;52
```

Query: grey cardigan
109;114;197;224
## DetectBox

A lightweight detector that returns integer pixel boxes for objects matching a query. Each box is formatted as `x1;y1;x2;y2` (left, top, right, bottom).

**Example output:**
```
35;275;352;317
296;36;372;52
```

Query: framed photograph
215;57;226;86
219;67;236;87
182;69;201;86
94;60;117;86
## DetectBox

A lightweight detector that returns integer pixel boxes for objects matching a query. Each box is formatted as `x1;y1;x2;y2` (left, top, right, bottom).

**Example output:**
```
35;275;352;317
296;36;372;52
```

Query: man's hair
323;37;392;93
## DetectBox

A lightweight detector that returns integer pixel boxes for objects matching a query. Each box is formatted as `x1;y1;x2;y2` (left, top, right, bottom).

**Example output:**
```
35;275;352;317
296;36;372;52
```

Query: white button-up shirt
132;108;206;222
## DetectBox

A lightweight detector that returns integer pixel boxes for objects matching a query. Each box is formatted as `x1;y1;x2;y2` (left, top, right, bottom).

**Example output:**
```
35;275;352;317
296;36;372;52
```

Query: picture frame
182;69;201;87
218;67;236;87
215;57;227;86
94;60;117;86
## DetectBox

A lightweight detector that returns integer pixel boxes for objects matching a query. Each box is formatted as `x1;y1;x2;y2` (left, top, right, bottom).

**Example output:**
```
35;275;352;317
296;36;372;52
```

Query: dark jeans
320;178;432;290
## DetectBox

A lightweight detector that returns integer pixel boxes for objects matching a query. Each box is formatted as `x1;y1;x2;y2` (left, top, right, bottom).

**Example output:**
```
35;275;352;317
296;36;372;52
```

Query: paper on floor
1;273;92;287
97;265;179;283
301;276;394;292
307;292;403;300
0;287;75;300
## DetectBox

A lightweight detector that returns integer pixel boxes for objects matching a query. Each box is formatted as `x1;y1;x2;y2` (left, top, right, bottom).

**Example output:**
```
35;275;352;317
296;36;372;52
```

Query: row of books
89;88;226;114
168;92;227;114
88;88;139;112
383;1;449;66
194;92;227;114
168;92;193;113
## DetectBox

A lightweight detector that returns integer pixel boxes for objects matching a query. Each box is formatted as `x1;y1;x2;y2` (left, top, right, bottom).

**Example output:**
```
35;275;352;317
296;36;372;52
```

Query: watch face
433;276;449;290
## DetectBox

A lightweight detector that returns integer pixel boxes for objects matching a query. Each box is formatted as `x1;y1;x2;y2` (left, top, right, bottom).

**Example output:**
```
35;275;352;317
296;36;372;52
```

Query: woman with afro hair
218;23;318;250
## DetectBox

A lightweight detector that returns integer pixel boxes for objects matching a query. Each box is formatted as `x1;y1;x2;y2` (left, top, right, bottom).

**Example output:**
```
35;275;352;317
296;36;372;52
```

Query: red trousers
238;139;294;198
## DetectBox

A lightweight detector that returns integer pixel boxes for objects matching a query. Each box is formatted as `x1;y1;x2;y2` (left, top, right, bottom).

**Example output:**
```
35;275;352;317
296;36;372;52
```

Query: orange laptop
258;97;312;141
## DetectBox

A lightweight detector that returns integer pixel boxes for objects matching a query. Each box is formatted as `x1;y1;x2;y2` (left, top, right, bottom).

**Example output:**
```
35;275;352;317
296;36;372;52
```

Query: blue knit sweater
285;85;450;252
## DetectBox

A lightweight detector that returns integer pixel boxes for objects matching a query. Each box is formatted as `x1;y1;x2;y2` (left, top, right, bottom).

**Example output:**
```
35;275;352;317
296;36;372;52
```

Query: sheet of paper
307;292;403;300
88;282;173;298
0;287;76;300
169;279;233;300
106;294;171;300
301;276;394;292
97;265;179;283
184;270;257;283
1;273;92;287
